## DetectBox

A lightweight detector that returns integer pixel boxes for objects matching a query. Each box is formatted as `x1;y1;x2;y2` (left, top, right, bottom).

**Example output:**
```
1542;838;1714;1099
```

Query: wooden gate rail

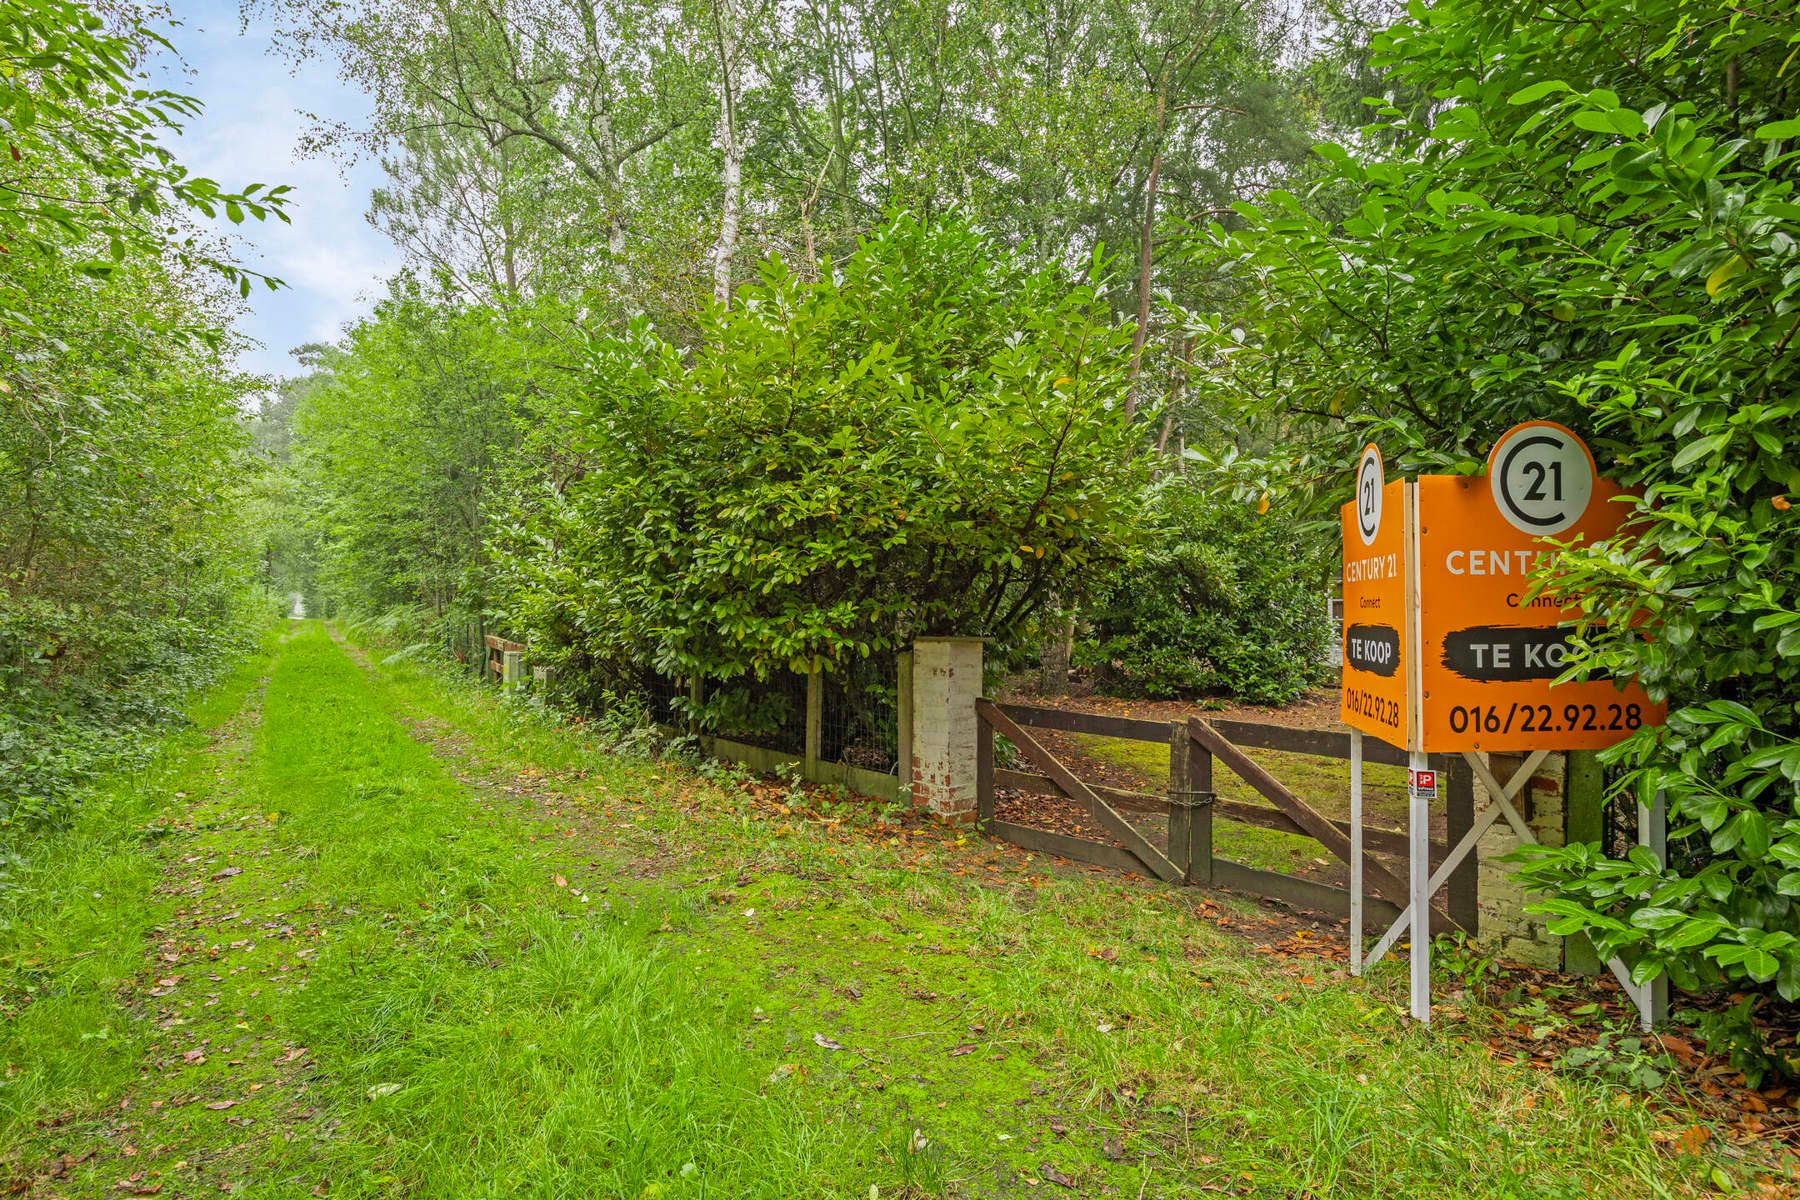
1184;716;1417;915
993;768;1438;860
981;702;1412;765
976;700;1183;883
977;700;1475;931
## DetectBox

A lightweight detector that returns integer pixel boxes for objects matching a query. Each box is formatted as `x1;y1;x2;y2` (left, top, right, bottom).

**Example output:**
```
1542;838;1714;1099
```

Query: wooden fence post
976;716;994;828
687;675;704;736
1168;722;1191;879
1167;721;1214;886
1445;757;1479;934
1563;749;1607;974
1190;739;1214;887
804;667;823;780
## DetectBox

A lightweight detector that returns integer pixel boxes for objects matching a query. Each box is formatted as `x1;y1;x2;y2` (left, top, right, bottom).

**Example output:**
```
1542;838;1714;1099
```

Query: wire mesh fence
822;650;900;774
707;670;808;757
644;671;688;727
632;655;905;791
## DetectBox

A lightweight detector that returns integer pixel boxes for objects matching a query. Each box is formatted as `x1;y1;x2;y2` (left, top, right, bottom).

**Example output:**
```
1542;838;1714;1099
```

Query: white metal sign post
1348;729;1364;976
1340;425;1668;1029
1406;754;1434;1022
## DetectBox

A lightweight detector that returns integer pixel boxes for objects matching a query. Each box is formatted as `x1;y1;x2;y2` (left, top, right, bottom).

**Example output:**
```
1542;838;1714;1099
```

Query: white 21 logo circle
1355;444;1384;546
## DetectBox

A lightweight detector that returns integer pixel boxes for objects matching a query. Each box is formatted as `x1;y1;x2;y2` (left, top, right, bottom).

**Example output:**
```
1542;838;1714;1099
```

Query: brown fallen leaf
1039;1162;1078;1188
812;1033;845;1051
948;1043;977;1057
204;1100;236;1110
211;867;242;881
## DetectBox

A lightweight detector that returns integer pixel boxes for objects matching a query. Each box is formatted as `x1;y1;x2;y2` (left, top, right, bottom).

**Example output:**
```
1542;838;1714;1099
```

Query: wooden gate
975;701;1475;932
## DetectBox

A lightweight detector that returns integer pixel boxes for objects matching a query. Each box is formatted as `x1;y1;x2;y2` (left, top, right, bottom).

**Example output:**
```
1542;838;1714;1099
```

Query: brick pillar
909;637;984;824
1475;750;1567;967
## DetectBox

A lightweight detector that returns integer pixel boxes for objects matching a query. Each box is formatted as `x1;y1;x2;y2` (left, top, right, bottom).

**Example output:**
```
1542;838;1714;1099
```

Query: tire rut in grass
325;638;683;880
13;663;338;1196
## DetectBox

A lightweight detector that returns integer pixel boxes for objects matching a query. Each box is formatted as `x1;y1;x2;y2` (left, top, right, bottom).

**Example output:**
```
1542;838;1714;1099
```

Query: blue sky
154;1;400;379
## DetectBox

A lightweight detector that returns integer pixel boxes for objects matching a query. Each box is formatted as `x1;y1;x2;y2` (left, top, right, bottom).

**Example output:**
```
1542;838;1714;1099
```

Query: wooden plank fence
484;635;525;688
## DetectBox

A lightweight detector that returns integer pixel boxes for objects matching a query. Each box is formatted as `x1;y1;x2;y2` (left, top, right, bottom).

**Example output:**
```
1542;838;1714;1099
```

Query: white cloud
156;0;400;377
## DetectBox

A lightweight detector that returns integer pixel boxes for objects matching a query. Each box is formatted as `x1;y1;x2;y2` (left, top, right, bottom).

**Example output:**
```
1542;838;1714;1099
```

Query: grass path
0;623;1737;1197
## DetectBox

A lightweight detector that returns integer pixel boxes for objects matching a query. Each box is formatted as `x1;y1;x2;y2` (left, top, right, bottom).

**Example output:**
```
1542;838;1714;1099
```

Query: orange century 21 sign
1339;423;1664;754
1339;444;1412;748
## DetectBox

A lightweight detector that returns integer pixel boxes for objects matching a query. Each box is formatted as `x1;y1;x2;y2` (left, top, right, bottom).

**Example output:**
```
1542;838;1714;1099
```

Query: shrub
489;212;1151;700
1077;479;1332;705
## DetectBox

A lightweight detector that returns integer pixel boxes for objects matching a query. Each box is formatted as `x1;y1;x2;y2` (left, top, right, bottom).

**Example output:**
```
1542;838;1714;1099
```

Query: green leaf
1705;254;1749;296
1507;80;1572;105
1629;906;1687;930
1671;432;1730;470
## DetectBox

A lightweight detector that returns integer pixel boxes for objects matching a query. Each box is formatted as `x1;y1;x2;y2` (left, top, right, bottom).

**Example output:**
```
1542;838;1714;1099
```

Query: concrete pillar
908;637;984;824
502;650;524;693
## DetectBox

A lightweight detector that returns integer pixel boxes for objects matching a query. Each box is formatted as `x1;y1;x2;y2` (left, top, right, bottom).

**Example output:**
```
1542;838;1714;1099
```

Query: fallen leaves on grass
1652;1124;1713;1155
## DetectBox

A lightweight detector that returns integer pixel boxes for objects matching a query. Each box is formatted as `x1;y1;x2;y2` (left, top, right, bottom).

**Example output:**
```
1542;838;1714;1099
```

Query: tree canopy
1;0;289;837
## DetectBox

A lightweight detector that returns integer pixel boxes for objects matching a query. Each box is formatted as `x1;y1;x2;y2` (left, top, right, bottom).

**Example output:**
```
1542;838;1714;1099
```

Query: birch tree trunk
1126;91;1167;423
710;0;744;307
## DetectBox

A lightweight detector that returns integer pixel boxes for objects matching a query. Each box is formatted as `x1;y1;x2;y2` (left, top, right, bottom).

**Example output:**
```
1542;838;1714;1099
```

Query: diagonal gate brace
977;700;1183;884
1187;718;1460;930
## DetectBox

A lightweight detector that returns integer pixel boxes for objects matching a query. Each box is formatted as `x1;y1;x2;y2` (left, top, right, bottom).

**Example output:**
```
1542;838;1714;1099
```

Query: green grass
0;622;1736;1196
